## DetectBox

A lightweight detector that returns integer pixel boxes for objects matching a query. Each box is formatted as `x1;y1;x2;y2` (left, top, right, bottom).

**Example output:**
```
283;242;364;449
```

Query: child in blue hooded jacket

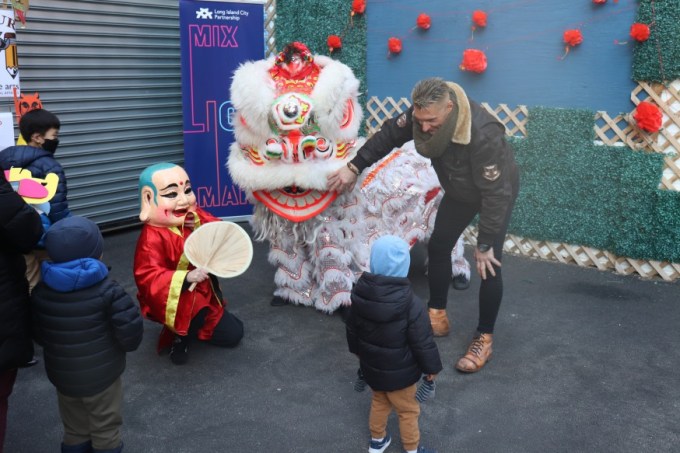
30;216;143;453
346;235;443;453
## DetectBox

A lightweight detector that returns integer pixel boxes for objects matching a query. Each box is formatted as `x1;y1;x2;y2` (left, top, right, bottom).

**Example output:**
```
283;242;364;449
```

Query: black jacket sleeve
351;108;415;173
0;171;42;254
470;122;515;245
406;296;443;375
107;281;144;352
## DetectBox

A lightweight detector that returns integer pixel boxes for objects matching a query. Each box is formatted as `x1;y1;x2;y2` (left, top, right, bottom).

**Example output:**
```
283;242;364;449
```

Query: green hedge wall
633;0;680;82
509;107;680;262
275;0;367;98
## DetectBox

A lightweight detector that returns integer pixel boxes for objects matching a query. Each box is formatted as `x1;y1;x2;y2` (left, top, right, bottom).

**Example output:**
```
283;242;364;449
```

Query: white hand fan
183;221;253;290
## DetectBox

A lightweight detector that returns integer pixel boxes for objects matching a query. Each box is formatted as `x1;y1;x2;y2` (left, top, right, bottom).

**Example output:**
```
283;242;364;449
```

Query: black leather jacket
351;101;519;245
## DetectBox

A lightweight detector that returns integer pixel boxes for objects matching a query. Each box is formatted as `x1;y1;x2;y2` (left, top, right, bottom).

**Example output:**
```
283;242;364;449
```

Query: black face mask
42;138;59;153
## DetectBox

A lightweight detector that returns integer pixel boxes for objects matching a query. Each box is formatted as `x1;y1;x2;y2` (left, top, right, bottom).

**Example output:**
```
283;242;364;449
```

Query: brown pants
57;377;123;450
369;384;420;452
24;249;48;293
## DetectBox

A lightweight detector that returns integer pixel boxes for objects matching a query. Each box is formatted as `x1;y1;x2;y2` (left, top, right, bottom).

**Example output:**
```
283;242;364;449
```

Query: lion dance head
228;42;363;222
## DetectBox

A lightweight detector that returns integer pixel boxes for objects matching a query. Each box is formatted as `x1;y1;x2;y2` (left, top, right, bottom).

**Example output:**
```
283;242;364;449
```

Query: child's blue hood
41;258;109;292
370;235;410;277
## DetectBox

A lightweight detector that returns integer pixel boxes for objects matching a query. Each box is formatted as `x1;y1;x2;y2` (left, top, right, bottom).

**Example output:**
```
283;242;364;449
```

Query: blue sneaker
404;445;437;453
369;433;391;453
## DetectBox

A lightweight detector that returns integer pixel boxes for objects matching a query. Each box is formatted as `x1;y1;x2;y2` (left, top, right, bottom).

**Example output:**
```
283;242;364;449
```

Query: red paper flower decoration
351;0;366;15
416;13;431;30
592;0;606;4
472;10;487;28
563;30;583;47
460;49;487;73
327;35;342;53
630;23;650;42
633;101;663;133
560;29;583;59
388;37;402;55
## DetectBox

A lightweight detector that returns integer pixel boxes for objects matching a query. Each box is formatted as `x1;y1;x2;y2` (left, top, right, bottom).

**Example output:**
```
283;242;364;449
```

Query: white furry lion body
228;47;468;312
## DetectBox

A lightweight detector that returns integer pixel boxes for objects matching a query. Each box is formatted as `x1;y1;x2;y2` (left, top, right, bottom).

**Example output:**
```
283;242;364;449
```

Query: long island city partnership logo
196;8;213;19
194;6;250;22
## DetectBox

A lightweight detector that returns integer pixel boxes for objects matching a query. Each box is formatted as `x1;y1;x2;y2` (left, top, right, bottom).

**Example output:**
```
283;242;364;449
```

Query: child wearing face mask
0;108;71;292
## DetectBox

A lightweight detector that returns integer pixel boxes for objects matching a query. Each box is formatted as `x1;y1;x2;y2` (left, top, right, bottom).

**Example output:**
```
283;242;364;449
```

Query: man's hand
474;246;501;280
186;268;209;284
327;165;358;193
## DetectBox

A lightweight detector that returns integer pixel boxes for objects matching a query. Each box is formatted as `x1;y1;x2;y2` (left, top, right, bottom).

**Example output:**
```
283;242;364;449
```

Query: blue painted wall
367;0;637;114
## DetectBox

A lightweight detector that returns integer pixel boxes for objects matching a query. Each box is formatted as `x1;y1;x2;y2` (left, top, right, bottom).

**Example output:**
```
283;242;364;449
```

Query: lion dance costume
228;42;468;313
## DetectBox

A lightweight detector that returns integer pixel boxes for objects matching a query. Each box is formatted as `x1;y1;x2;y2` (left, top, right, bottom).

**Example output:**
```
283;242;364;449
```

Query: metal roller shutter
15;0;182;229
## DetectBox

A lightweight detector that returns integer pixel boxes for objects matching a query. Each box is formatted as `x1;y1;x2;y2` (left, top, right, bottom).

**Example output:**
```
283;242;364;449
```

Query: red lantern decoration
633;101;663;133
592;0;606;4
351;0;366;15
388;37;402;55
560;29;583;59
630;23;650;42
327;35;342;53
416;13;431;30
460;49;487;73
472;10;487;28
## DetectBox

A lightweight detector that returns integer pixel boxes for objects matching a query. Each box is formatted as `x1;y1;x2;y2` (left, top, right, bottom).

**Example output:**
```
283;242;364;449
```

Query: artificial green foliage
275;0;367;99
632;0;680;82
509;107;680;262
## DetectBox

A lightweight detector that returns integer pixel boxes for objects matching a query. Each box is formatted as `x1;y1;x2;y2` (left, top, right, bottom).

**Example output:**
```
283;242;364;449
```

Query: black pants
427;193;516;334
189;308;244;347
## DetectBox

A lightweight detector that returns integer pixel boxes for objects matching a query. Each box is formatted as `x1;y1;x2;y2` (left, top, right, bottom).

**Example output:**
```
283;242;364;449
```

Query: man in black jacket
0;168;42;453
330;78;519;373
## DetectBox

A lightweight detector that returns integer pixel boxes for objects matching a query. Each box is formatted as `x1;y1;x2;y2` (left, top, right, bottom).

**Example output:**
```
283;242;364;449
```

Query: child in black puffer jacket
346;235;443;453
31;216;143;453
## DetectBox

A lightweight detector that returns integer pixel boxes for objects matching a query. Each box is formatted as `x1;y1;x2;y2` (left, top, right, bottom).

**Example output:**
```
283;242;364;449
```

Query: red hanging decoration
633;101;663;133
630;23;651;42
388;37;402;55
470;10;487;41
592;0;607;4
351;0;366;15
560;29;583;60
460;49;487;73
416;13;431;30
327;35;342;53
472;10;487;27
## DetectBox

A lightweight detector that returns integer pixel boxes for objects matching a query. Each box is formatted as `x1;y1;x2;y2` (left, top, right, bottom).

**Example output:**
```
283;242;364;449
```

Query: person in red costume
134;162;243;365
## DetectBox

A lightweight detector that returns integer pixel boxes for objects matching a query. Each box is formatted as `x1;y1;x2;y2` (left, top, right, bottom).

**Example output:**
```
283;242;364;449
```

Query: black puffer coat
0;145;71;223
31;259;143;397
0;170;42;371
346;272;442;392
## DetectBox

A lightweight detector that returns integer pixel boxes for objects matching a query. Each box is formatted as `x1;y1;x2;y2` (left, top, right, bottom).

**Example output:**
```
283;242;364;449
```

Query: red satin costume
134;207;224;348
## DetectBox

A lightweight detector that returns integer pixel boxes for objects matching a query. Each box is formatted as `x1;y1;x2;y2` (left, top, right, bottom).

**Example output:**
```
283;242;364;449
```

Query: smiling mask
138;163;197;227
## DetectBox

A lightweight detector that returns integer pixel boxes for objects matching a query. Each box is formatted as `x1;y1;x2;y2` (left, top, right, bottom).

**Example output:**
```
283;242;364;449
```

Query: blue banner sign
179;0;264;218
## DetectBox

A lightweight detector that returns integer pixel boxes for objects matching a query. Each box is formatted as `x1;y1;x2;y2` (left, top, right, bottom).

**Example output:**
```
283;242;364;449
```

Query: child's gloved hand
415;374;436;403
354;368;367;392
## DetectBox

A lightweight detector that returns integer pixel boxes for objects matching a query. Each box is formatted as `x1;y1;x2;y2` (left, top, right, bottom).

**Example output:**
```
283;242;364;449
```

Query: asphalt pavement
5;223;679;453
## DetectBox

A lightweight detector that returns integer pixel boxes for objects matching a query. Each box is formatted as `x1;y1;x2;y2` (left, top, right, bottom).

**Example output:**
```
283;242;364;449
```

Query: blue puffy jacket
31;258;144;397
0;145;71;223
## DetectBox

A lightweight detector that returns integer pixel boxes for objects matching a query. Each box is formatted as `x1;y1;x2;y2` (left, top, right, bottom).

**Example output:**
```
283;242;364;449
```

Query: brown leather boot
455;333;493;373
428;308;450;337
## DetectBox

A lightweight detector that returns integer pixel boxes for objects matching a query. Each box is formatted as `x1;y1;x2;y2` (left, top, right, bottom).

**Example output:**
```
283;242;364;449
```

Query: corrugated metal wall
14;0;183;228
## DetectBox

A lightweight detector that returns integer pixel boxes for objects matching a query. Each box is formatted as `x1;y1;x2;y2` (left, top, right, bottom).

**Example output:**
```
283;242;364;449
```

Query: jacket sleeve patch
396;113;407;128
482;164;501;181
